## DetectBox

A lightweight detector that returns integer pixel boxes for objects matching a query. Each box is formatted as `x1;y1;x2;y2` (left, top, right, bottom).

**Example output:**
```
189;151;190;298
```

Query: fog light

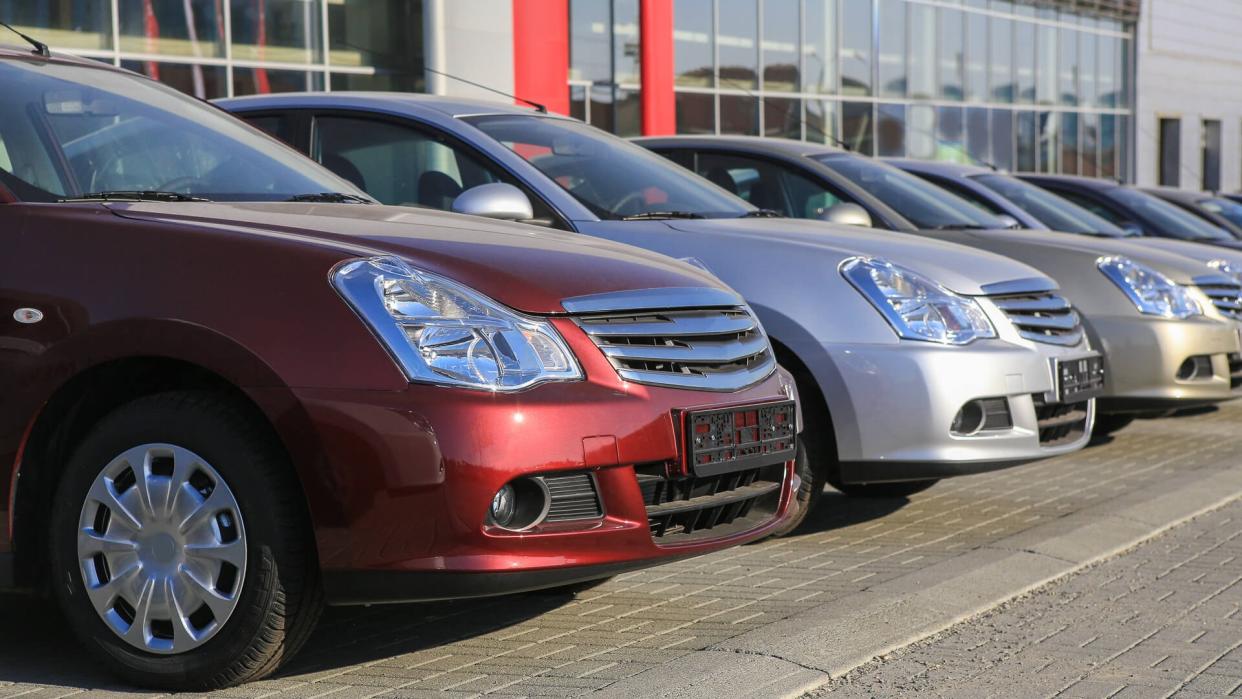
1177;355;1213;381
951;397;1012;436
490;485;516;528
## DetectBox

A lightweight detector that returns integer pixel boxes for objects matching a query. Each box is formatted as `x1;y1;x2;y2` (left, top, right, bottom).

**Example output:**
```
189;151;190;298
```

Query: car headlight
1208;258;1242;283
841;257;996;345
333;255;582;390
1097;256;1202;319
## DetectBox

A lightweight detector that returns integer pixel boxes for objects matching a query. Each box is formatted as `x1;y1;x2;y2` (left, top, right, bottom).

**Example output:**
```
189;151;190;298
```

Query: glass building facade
0;0;425;99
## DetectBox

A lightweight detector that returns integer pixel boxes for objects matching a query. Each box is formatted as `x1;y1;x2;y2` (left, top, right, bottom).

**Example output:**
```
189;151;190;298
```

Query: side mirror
995;214;1022;229
451;183;534;221
820;202;873;228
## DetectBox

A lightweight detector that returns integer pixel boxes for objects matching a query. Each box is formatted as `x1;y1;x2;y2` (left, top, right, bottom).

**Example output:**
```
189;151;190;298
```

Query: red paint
142;0;160;80
255;0;271;94
640;0;676;135
513;0;570;115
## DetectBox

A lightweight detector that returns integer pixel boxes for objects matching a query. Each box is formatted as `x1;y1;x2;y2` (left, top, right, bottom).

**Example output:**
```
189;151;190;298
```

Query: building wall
1135;0;1242;191
424;0;515;100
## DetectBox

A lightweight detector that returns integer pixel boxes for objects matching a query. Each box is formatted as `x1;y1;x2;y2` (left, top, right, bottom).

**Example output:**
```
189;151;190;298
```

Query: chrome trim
614;358;777;391
978;276;1059;296
993;291;1086;347
597;333;769;363
578;313;757;338
561;286;745;314
1194;278;1242;320
1193;273;1239;287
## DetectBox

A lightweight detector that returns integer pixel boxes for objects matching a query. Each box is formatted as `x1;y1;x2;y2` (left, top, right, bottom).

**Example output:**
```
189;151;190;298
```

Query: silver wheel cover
76;443;247;654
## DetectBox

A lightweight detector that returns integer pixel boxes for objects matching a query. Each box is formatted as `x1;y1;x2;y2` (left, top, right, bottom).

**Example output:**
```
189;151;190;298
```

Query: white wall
1136;0;1242;191
423;0;514;100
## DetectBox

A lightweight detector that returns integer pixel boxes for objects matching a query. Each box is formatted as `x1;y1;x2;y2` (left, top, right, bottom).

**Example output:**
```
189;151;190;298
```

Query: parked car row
1;47;1239;690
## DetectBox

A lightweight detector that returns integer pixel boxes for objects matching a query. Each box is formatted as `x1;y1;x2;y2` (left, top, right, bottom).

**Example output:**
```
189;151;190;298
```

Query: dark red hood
107;202;723;314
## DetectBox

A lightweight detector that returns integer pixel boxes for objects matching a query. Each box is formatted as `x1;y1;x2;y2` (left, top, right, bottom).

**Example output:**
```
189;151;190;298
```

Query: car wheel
767;437;822;538
1093;414;1136;438
50;391;322;690
827;478;939;499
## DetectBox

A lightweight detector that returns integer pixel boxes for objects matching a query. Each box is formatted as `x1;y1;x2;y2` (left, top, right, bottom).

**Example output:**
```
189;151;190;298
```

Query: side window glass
779;168;844;219
1057;189;1121;224
244;115;295;146
694;153;791;216
927;176;1005;215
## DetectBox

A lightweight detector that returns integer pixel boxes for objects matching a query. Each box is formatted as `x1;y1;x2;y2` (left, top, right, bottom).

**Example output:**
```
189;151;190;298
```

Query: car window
1110;188;1237;242
464;114;753;220
245;115;296;146
693;152;842;219
920;174;1007;216
972;174;1128;236
1198;197;1242;231
1046;188;1124;224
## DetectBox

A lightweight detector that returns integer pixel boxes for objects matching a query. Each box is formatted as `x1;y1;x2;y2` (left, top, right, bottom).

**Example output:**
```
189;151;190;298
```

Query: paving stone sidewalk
818;498;1242;698
2;404;1242;698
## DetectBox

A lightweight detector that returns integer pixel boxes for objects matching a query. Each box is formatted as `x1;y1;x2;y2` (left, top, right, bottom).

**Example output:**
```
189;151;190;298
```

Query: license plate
1056;354;1105;403
684;400;797;477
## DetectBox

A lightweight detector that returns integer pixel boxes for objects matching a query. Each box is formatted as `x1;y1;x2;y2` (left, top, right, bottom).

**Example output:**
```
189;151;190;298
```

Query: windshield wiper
620;211;705;221
60;190;210;203
285;192;373;204
741;208;783;218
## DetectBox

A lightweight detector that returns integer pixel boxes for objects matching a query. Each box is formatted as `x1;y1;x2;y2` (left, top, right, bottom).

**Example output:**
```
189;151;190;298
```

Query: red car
0;48;799;688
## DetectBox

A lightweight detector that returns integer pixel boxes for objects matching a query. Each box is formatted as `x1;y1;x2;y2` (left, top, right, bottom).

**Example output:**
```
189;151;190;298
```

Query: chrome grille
636;463;784;543
539;473;603;523
572;306;777;391
1196;281;1242;320
992;292;1084;347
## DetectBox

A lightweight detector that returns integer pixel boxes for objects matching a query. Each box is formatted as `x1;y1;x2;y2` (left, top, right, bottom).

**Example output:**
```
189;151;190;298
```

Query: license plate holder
684;400;797;477
1055;354;1106;403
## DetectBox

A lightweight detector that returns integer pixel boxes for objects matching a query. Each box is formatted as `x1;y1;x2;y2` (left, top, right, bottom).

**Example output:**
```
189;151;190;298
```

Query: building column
639;0;675;135
513;0;570;115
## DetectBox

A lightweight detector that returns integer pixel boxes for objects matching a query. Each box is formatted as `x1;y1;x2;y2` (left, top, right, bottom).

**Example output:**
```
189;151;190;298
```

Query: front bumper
1086;314;1242;413
810;338;1094;484
278;366;797;605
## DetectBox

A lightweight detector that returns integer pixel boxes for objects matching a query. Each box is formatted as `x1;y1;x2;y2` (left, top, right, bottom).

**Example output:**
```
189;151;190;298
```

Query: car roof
631;135;849;158
1018;173;1120;191
0;44;133;74
1143;186;1211;203
883;159;995;177
217;91;555;120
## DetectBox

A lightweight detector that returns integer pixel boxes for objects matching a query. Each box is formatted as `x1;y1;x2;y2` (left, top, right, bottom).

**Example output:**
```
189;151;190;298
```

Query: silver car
634;136;1242;436
218;93;1101;512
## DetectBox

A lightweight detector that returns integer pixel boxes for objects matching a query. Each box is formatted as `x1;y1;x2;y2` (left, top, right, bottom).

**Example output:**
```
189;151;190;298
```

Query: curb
592;466;1242;698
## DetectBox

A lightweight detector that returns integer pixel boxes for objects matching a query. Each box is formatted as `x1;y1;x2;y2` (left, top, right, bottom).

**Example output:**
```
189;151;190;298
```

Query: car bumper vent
1230;353;1242;390
1032;395;1089;447
635;463;784;544
539;473;604;523
992;292;1085;347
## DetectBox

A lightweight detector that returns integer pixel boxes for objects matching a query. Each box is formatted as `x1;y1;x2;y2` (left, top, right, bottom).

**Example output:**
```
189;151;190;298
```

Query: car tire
49;391;322;691
827;478;939;499
767;437;822;538
1093;413;1136;438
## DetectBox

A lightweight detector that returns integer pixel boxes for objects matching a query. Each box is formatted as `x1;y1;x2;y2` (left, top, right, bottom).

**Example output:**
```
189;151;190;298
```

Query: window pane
806;100;839;144
1081;112;1099;177
936;106;969;163
327;0;422;91
570;0;612;83
1099;113;1117;179
1117;114;1131;182
1120;36;1133;108
1203;119;1222;192
877;104;906;157
908;104;936;159
964;11;987;102
967;107;989;165
804;0;838;93
1079;31;1097;109
842;101;875;155
118;0;223;57
614;0;641;85
1159;117;1180;187
840;0;873;97
1058;27;1078;106
615;88;642;137
676;91;716;133
1097;34;1118;108
720;94;759;135
878;0;907;98
233;68;323;96
588;84;616;133
990;109;1014;171
1016;110;1037;171
0;0;112;50
1036;24;1056;105
675;0;714;87
938;8;963;100
230;0;323;64
764;98;803;139
763;0;800;92
719;0;758;89
1014;21;1035;103
119;60;227;100
569;84;588;121
989;16;1013;102
910;4;936;100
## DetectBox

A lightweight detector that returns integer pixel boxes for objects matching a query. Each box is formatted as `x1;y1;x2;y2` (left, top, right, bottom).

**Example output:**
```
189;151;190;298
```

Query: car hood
664;218;1052;295
106;202;728;314
1125;236;1242;272
930;228;1224;285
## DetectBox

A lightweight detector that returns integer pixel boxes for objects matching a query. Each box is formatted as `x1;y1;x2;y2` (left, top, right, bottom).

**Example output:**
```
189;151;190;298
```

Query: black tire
1093;413;1136;437
767;437;823;538
49;391;322;690
828;478;939;499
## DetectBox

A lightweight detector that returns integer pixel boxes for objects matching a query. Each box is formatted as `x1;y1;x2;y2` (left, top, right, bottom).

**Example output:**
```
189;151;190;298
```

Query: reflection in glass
763;0;800;93
570;0;612;83
118;0;223;57
910;4;936;100
720;94;759;135
0;0;112;50
675;0;714;87
676;92;716;134
806;100;839;144
120;60;227;99
569;83;588;122
719;0;758;89
936;107;969;163
1036;24;1056;105
589;84;616;133
907;105;936;160
1014;21;1035;103
1038;110;1059;173
233;68;323;96
764;98;802;139
840;0;873;97
939;8;963;101
1059;27;1078;106
328;0;423;92
877;104;906;157
842;101;875;155
990;109;1014;171
613;0;641;85
1079;31;1097;108
1097;34;1118;108
1016;111;1036;171
1099;113;1117;179
878;0;907;98
614;88;642;137
967;107;989;166
230;0;323;64
989;16;1013;102
804;0;837;93
1080;112;1098;177
964;12;987;103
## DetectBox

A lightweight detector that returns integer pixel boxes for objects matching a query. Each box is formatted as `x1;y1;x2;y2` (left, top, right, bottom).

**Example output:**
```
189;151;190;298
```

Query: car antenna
423;66;547;113
716;75;851;151
0;21;49;57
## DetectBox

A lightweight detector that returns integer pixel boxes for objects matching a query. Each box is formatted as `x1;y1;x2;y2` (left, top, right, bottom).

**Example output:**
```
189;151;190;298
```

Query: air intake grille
573;306;776;391
1032;396;1090;447
539;473;603;523
1196;281;1242;320
636;463;784;543
992;292;1084;347
1230;353;1242;391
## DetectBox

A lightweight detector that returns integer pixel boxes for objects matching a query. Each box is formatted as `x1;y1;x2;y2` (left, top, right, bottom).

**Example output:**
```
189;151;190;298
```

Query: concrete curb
592;466;1242;697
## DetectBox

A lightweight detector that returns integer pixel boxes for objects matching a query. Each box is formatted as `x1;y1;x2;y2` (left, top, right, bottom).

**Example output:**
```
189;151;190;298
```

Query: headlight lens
1097;256;1202;319
841;257;996;345
1208;258;1242;283
333;256;582;390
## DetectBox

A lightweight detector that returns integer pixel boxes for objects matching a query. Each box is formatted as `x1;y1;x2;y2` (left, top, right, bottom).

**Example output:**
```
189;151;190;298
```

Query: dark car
0;48;800;689
1017;175;1242;250
1144;186;1242;239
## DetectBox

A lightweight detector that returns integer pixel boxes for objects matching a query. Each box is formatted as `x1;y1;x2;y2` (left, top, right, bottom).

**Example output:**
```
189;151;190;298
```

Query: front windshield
463;114;752;219
973;173;1127;236
1111;188;1237;242
813;153;1008;230
0;59;363;202
1198;197;1242;232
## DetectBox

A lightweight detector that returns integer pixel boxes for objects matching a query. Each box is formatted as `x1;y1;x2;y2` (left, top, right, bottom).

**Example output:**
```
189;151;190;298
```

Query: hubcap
76;444;247;654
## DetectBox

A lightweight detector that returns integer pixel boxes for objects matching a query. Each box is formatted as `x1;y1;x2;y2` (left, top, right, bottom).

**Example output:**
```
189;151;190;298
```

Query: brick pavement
817;498;1242;698
2;403;1241;698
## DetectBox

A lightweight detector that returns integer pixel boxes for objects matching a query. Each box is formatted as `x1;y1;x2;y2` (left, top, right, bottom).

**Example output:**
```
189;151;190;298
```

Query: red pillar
639;0;676;135
513;0;570;115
